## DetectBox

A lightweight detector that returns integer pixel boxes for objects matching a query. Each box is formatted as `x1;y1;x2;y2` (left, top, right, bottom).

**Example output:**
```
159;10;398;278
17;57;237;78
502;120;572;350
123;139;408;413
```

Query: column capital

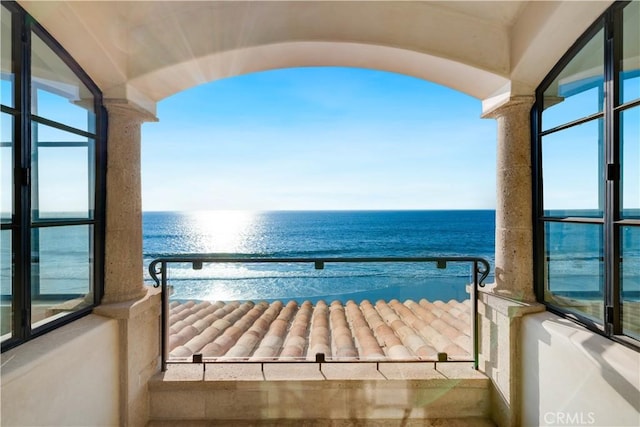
104;98;158;123
481;95;534;119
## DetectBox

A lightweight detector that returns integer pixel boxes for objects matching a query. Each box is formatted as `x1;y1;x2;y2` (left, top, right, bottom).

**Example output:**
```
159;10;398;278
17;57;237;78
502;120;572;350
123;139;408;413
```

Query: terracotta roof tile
167;297;473;362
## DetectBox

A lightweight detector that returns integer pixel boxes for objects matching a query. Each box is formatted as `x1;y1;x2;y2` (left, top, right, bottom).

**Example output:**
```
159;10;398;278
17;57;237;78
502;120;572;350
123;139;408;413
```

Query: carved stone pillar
483;96;536;302
102;100;157;303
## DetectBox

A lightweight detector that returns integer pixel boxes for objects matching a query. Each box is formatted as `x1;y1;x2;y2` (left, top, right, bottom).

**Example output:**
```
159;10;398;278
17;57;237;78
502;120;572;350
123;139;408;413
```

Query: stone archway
128;40;510;113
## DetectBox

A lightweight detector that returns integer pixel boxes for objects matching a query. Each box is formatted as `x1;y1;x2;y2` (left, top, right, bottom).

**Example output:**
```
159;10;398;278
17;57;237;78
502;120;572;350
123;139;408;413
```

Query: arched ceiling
18;1;613;115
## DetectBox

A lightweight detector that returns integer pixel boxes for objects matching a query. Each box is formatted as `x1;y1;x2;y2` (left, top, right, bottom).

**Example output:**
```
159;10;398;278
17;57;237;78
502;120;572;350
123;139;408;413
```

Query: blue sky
141;67;497;211
2;66;636;214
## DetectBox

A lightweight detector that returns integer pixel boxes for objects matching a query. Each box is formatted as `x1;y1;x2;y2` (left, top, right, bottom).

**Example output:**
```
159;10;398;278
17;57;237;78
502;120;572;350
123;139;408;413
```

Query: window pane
542;28;604;131
621;226;639;339
621;107;639;218
31;123;94;221
621;1;640;104
31;32;95;133
542;119;604;217
1;5;13;108
1;113;12;223
31;225;93;329
544;222;604;323
621;226;640;338
1;229;11;341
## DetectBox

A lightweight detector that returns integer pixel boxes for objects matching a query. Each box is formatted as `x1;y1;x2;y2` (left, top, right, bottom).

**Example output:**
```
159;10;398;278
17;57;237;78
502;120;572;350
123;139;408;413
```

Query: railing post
161;261;168;372
472;260;479;370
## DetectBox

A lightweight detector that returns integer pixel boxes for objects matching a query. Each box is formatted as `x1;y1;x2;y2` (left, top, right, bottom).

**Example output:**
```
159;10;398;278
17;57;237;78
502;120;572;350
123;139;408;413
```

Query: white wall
1;314;120;426
521;311;640;427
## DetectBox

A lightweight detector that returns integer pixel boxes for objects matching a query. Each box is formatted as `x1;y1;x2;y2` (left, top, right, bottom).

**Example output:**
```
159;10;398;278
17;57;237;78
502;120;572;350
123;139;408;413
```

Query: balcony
146;255;494;425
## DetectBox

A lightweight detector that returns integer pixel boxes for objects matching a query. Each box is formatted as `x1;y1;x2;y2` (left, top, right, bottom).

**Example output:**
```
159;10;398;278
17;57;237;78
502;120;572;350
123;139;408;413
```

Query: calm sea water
142;210;496;303
2;210;635;302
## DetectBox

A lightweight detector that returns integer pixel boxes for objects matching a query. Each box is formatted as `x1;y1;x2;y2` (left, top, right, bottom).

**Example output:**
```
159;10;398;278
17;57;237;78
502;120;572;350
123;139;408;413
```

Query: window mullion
605;8;624;336
12;7;31;343
603;9;620;336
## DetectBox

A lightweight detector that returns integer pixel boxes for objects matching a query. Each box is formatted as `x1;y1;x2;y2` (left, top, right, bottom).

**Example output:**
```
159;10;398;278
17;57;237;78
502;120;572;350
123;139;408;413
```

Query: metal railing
149;255;490;371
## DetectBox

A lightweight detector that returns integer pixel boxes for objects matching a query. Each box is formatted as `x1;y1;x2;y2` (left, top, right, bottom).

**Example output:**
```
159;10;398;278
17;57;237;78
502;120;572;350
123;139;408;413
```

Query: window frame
533;1;640;350
1;1;106;352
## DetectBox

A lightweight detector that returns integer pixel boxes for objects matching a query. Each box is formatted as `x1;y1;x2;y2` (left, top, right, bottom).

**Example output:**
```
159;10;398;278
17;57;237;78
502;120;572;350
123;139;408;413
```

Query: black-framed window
1;2;106;351
533;1;639;346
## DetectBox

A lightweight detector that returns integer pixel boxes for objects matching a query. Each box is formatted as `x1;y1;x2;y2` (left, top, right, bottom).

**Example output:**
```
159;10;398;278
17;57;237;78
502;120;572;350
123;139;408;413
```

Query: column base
477;288;545;427
95;287;162;426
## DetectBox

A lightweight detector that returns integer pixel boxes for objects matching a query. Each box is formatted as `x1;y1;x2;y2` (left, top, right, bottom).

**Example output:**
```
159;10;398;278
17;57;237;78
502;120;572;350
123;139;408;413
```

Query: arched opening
141;66;497;362
129;41;510;111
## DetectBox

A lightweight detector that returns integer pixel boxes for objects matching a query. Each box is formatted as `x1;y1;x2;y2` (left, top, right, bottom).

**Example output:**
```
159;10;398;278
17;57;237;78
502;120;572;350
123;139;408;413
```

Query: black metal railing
149;255;490;372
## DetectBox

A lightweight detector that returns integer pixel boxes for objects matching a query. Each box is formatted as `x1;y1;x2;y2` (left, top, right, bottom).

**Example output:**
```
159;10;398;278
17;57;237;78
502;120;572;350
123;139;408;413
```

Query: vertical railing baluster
472;260;479;370
161;261;168;372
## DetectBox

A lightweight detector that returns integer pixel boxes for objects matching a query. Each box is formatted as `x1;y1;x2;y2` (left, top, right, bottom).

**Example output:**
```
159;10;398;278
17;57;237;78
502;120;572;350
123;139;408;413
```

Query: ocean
142;210;496;303
2;210;637;303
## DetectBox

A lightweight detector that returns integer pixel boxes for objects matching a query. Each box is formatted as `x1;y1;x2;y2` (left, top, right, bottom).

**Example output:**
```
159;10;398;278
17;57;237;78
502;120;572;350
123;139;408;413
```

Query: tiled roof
167;298;473;362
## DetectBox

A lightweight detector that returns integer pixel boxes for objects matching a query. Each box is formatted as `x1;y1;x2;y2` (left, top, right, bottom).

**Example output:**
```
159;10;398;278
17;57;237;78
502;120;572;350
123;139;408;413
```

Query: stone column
479;96;543;427
103;99;157;303
96;99;161;426
483;96;536;302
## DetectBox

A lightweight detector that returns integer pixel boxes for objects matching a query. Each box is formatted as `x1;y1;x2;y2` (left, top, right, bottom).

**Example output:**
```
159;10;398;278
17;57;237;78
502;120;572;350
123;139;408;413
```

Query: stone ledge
148;363;491;423
478;286;545;318
95;286;161;319
150;362;489;390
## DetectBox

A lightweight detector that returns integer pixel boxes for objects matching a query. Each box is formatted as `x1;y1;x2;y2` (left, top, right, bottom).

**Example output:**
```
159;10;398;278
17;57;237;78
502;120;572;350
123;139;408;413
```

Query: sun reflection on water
186;210;261;254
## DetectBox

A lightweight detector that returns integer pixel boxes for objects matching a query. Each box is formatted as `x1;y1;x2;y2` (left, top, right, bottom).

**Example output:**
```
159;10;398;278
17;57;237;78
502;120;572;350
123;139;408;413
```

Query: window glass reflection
1;5;13;108
621;1;640;104
1;113;12;223
0;229;11;341
621;107;640;218
542;28;604;130
542;119;604;217
544;222;604;323
31;225;93;329
31;123;94;221
621;226;639;340
31;33;95;133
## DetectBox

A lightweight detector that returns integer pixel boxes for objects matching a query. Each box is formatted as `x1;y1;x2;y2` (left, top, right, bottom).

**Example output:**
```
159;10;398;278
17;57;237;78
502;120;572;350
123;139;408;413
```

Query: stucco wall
521;311;640;427
1;314;120;426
